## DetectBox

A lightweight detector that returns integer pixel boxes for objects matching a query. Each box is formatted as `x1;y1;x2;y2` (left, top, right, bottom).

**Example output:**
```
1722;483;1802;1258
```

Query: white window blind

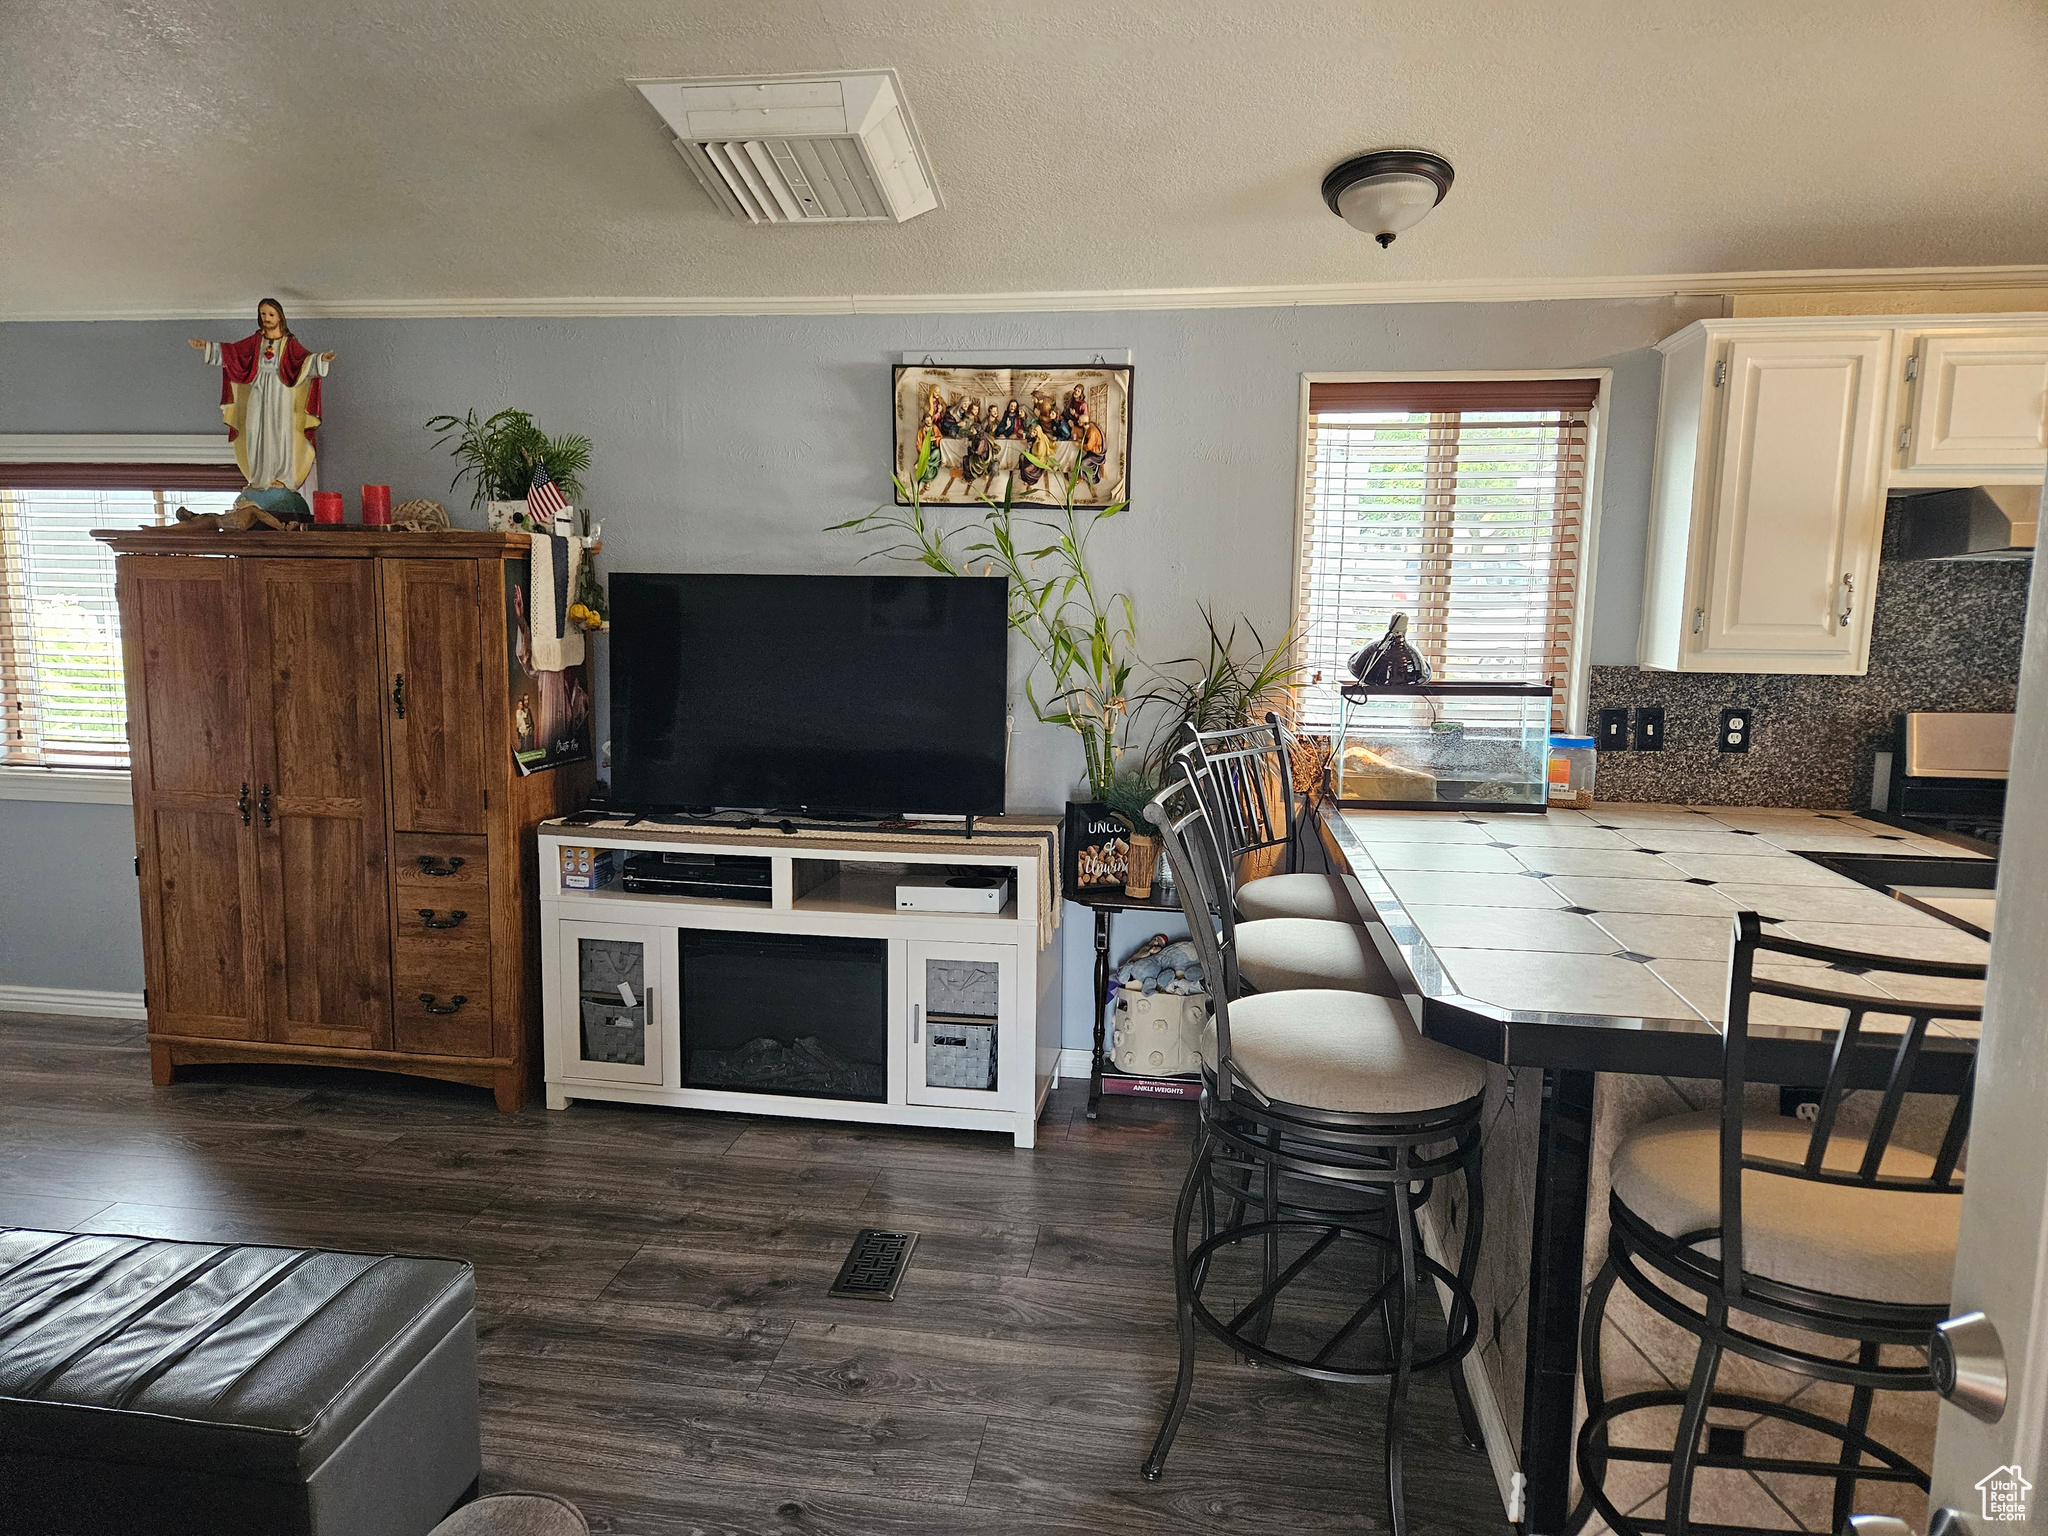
0;472;242;771
1295;378;1596;731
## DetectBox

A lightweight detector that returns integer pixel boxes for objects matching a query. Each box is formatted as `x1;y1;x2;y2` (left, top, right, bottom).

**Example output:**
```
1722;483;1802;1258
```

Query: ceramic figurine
187;299;335;491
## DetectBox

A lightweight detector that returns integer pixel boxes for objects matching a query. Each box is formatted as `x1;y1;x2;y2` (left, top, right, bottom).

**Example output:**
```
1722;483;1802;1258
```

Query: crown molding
7;264;2047;323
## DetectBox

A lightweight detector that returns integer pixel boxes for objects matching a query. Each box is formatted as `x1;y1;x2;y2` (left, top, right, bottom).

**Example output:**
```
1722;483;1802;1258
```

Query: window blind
1295;380;1594;731
0;479;242;771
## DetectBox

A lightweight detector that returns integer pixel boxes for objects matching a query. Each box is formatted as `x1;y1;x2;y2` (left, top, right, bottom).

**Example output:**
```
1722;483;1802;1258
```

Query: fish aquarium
1329;683;1555;811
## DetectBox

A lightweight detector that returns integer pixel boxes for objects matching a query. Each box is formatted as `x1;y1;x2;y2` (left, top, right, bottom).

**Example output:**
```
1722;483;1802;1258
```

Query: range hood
1899;483;2041;561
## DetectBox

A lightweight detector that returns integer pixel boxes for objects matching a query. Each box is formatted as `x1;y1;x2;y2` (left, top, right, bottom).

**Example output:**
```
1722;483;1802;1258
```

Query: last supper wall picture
892;363;1132;506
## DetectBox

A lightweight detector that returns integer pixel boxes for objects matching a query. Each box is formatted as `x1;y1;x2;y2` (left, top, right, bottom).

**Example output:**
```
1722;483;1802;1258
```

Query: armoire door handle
258;784;272;827
237;783;251;826
392;673;406;718
417;993;468;1015
417;909;468;929
416;855;466;877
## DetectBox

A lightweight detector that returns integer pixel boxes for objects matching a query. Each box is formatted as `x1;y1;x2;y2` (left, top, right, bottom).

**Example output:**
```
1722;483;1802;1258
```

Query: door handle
417;909;468;930
1692;607;1705;636
416;855;466;877
1931;1311;2007;1423
237;783;251;826
1837;573;1855;629
417;993;468;1015
258;784;272;828
392;673;406;718
911;1003;921;1045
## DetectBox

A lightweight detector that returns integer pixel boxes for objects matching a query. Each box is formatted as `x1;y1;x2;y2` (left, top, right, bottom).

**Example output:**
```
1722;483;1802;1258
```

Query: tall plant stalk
831;439;1138;801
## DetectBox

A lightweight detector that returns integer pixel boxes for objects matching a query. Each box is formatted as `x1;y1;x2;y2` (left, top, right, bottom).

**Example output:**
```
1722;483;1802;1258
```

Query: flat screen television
609;572;1010;817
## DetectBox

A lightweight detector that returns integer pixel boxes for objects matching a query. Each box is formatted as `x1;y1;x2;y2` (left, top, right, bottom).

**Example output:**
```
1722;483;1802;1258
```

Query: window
1294;376;1599;731
1;463;244;772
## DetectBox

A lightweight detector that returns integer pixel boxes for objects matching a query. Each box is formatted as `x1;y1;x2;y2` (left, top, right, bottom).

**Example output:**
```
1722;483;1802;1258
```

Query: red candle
311;491;345;525
361;484;392;526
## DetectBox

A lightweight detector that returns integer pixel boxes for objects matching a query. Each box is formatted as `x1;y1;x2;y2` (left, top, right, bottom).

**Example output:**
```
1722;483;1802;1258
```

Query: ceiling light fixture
1321;150;1455;247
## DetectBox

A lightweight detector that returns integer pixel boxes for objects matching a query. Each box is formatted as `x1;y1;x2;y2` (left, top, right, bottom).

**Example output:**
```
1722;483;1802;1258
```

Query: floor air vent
829;1229;919;1300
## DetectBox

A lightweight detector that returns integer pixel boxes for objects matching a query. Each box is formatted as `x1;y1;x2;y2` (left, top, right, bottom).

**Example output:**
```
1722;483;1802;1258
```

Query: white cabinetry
1894;329;2048;483
538;824;1060;1146
1640;314;2048;675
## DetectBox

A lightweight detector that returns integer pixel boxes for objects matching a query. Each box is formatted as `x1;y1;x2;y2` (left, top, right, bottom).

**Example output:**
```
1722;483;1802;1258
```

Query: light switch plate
1634;706;1665;752
1596;707;1631;752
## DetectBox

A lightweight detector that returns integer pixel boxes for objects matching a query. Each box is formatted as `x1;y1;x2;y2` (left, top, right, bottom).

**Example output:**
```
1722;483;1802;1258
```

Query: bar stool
1572;912;1986;1536
1170;738;1401;998
1183;716;1359;926
1139;777;1489;1536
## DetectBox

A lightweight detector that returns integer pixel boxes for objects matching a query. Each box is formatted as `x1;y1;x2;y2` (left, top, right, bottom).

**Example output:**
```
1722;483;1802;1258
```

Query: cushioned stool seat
1236;917;1399;997
1236;870;1357;925
0;1228;481;1536
432;1493;590;1535
1609;1111;1961;1305
1200;990;1486;1114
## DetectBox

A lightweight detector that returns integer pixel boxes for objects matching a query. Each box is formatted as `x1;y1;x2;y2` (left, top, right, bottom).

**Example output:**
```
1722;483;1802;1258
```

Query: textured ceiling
3;0;2046;317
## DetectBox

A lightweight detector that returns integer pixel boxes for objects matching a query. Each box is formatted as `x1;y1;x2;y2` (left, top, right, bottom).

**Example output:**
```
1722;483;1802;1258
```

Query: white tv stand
537;816;1062;1147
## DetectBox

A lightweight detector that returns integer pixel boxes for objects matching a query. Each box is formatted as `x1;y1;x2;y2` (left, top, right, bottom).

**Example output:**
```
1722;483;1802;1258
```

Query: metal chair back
1144;773;1243;1099
1716;910;1985;1300
1181;713;1305;881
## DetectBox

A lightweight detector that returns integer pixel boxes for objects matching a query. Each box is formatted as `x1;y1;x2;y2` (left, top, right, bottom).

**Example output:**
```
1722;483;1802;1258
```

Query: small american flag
527;461;568;524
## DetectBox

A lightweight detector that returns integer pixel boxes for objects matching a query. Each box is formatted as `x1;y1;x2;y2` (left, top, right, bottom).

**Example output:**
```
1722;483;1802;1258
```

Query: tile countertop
1319;802;1991;1080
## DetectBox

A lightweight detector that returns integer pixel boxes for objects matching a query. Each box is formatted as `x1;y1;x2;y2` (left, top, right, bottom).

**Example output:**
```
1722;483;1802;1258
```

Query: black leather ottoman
0;1228;481;1536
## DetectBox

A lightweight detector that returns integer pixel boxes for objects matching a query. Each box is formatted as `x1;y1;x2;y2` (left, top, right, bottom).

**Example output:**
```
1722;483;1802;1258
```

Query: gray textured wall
0;295;1714;997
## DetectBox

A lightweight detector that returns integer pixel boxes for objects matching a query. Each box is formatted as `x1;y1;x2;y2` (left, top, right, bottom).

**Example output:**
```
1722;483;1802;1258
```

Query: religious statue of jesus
188;298;336;491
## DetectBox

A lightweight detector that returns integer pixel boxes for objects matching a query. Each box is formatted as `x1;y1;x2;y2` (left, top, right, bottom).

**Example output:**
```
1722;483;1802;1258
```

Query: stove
1871;712;2011;857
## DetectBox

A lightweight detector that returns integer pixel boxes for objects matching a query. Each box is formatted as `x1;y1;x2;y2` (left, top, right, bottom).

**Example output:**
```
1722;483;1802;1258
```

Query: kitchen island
1318;802;1991;1536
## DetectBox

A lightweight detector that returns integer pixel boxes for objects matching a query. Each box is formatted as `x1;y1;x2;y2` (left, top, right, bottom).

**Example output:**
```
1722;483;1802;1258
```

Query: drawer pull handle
392;673;406;718
418;993;468;1015
417;855;466;877
418;909;468;929
237;782;251;826
258;783;272;828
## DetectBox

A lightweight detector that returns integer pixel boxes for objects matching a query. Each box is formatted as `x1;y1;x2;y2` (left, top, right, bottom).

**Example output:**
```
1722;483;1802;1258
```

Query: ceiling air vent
631;70;941;225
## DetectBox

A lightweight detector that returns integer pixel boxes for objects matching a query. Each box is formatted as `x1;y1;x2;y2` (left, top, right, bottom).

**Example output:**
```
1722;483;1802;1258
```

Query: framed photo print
892;362;1132;506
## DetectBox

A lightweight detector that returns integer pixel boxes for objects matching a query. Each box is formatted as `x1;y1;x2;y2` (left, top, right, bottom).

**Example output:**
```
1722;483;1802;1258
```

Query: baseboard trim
1416;1202;1524;1524
0;984;147;1020
1056;1046;1092;1079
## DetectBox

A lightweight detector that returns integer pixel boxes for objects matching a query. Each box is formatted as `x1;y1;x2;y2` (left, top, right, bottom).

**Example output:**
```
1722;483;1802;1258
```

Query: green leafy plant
425;408;593;509
1098;765;1164;835
831;441;1140;801
1142;609;1307;778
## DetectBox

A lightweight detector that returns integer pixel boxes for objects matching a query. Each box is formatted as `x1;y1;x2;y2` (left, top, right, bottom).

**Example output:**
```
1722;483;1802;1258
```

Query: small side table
1067;884;1186;1120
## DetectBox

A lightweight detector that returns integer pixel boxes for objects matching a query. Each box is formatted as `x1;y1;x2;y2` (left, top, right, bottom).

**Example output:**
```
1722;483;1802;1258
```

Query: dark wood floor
0;1013;1509;1536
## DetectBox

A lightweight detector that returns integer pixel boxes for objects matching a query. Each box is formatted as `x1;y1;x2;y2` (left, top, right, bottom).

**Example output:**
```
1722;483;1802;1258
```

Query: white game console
896;873;1012;914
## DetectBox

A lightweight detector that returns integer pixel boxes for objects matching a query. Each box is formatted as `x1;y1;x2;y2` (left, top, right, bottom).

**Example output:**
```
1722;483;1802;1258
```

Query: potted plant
425;408;592;528
1143;607;1307;779
1100;766;1165;897
831;439;1143;891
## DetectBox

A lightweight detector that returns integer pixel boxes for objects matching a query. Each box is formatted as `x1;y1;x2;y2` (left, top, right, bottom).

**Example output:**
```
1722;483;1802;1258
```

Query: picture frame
892;362;1133;506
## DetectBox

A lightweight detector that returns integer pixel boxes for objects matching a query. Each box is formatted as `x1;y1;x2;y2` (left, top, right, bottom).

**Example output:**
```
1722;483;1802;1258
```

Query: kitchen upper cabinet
1893;328;2048;483
1640;323;1892;674
1639;313;2048;676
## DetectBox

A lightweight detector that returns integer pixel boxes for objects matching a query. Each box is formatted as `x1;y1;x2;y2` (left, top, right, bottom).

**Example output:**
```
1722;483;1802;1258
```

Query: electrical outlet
1720;706;1754;753
1596;707;1631;751
1633;705;1665;752
1779;1086;1823;1121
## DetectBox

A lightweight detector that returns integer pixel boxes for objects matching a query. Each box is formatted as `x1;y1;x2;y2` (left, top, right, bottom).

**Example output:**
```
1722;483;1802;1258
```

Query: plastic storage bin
1330;682;1555;810
1547;735;1598;809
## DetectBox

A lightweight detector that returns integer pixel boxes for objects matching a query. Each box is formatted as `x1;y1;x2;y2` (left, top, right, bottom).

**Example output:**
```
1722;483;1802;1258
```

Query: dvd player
621;851;772;903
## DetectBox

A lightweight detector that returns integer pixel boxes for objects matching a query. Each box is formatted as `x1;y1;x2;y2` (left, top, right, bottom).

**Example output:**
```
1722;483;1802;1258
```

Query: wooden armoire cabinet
96;528;592;1110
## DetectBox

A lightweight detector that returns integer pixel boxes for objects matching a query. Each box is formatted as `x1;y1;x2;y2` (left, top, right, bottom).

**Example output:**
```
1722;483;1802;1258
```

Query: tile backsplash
1587;498;2031;808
